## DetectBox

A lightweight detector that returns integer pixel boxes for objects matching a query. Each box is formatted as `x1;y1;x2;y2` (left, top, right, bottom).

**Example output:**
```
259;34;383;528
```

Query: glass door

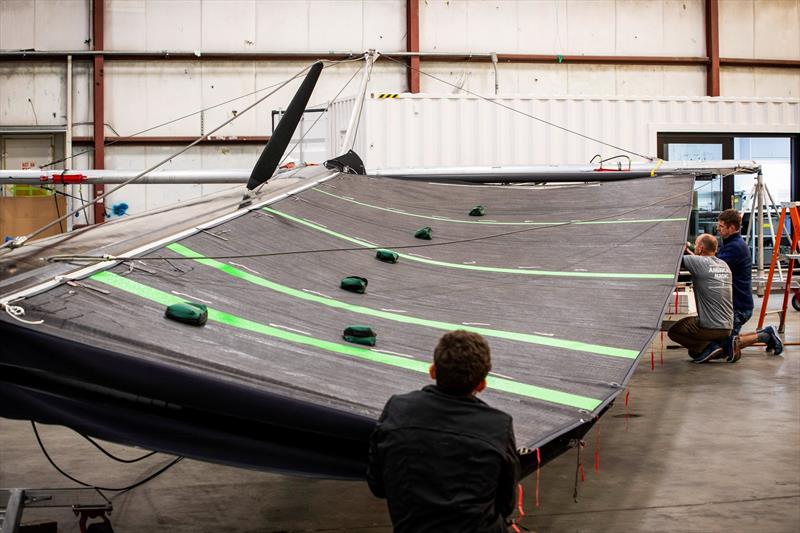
658;135;734;240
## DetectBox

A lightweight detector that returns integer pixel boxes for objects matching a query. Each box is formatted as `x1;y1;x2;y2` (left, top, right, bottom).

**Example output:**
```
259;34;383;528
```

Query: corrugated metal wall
329;94;800;170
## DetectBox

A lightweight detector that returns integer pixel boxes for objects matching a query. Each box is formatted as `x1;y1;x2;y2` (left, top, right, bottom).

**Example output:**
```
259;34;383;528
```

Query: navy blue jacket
717;232;754;312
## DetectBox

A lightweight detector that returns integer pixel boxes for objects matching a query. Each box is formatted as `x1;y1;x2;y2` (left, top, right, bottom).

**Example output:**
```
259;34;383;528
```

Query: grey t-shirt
683;255;733;330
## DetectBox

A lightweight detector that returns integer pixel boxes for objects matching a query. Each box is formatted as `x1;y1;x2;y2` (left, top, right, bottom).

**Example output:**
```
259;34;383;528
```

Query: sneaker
763;326;784;356
693;342;723;364
726;335;742;363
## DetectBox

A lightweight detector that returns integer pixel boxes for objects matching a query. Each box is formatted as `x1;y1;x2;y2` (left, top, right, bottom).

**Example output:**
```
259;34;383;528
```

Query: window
658;133;798;243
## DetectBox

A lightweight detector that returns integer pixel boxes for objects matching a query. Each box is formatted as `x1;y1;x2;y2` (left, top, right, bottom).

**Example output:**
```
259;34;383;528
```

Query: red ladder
757;202;800;332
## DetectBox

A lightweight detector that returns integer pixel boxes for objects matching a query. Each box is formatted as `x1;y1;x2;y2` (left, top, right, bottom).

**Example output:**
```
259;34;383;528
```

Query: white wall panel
721;67;800;98
419;0;706;57
754;0;800;60
0;0;35;50
32;64;66;125
754;68;800;98
615;66;664;96
566;1;616;55
517;1;568;54
0;65;35;124
199;143;260;169
144;0;201;51
419;0;468;52
515;64;569;95
662;66;706;97
364;0;405;51
105;62;149;135
663;0;705;56
201;0;255;51
719;0;755;58
720;1;800;60
1;0;89;51
106;0;146;50
418;62;496;95
145;63;202;135
616;0;664;55
254;1;309;51
34;0;90;50
465;1;517;53
254;0;405;53
494;64;521;94
307;1;364;52
567;65;616;95
201;62;257;136
329;94;799;170
0;63;65;126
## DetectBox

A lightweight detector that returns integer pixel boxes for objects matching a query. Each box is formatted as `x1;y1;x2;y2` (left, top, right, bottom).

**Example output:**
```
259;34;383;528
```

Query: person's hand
684;242;695;255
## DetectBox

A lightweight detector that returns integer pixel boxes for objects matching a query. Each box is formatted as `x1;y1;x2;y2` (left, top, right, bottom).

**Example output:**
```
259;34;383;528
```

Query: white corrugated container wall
328;94;800;170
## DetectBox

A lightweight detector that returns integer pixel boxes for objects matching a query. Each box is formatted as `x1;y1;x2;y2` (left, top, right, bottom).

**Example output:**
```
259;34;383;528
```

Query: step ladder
757;202;800;333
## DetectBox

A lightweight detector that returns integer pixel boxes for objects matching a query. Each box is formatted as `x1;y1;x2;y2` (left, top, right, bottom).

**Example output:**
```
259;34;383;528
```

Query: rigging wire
40;56;364;170
42;79;295;170
379;54;655;161
31;421;183;492
15;57;366;251
0;62;318;253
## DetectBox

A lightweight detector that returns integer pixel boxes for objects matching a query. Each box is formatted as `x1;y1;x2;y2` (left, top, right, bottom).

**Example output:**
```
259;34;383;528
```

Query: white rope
3;302;44;325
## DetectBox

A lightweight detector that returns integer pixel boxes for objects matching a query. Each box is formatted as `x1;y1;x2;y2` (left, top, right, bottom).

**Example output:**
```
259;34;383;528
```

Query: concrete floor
2;297;798;532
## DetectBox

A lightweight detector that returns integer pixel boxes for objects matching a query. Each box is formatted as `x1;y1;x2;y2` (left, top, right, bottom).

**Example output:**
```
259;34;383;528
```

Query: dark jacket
367;385;520;533
717;232;754;312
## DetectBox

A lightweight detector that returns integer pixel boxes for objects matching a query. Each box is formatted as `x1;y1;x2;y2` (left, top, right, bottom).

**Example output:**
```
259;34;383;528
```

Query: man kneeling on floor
668;233;733;363
367;330;520;532
713;209;783;361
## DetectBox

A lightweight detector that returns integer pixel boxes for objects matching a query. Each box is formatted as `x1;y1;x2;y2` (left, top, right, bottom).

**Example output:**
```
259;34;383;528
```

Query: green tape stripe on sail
167;242;638;359
312;187;687;227
89;270;602;411
262;207;674;280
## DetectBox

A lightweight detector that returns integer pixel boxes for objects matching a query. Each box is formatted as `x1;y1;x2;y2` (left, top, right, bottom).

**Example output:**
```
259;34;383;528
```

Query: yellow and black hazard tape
373;93;399;99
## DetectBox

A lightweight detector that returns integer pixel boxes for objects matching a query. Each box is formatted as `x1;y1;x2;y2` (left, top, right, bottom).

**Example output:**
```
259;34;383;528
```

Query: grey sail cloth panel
0;173;694;478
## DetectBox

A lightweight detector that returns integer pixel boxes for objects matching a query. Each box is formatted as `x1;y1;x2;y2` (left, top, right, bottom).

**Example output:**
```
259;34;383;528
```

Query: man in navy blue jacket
715;209;782;361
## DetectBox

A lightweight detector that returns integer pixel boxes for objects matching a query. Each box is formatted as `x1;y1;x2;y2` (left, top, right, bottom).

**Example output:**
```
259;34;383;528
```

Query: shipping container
327;93;800;170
